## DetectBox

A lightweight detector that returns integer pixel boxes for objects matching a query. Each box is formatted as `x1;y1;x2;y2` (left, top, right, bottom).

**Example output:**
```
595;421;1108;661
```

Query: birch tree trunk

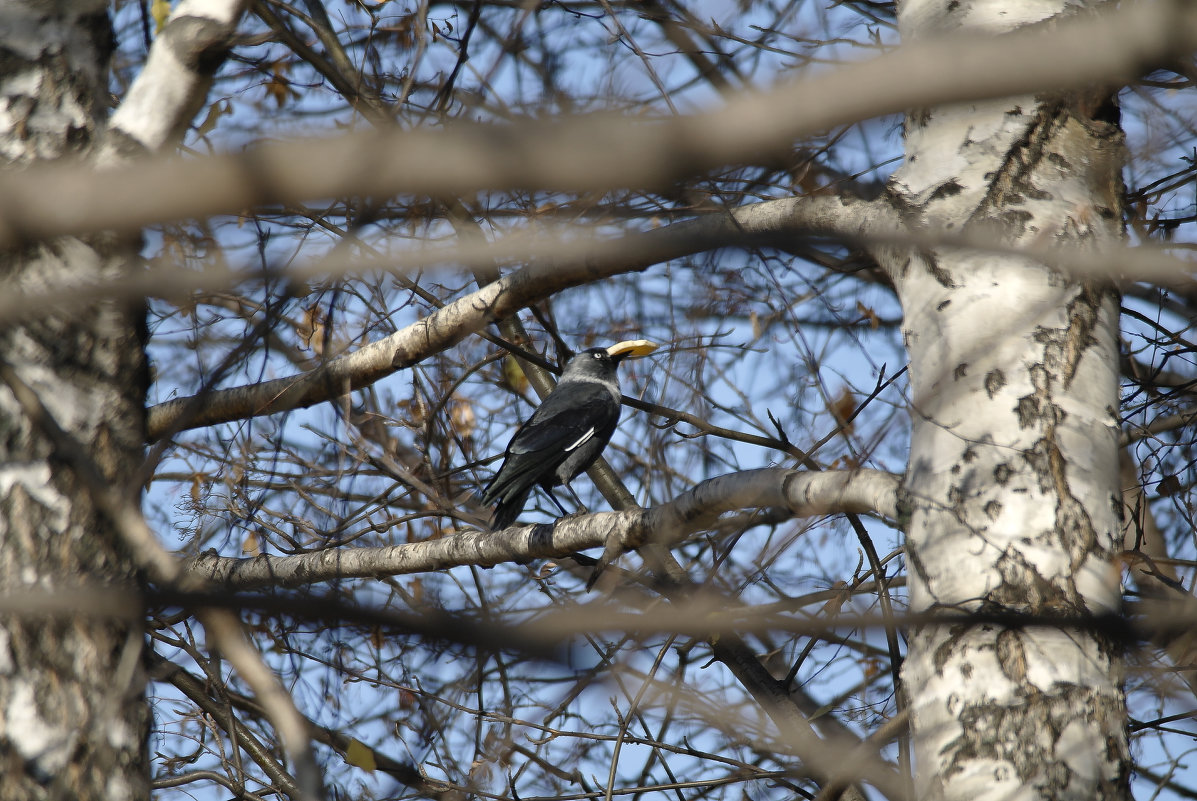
884;1;1131;798
0;4;150;799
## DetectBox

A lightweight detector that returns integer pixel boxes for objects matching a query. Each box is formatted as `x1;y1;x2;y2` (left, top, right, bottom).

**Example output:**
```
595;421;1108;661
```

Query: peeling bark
880;1;1132;799
0;5;149;800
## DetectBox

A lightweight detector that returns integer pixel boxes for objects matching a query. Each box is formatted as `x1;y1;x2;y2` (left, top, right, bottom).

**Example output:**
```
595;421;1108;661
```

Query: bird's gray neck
564;373;620;397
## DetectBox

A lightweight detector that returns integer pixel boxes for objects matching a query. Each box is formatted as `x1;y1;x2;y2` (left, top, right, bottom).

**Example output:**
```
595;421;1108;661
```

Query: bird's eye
593;352;603;359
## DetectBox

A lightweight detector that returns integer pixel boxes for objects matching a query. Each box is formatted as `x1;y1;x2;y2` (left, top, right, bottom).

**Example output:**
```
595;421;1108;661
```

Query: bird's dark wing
507;383;619;457
481;383;620;524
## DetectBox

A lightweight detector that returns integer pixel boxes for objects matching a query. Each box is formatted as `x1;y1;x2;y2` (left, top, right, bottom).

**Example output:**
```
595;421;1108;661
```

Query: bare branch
187;467;900;589
145;194;884;438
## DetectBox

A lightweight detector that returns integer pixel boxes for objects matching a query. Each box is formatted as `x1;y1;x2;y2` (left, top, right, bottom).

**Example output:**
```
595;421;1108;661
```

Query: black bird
482;341;656;529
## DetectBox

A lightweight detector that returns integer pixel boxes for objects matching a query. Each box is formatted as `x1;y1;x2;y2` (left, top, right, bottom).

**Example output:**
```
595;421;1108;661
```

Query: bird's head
562;348;621;381
561;340;658;381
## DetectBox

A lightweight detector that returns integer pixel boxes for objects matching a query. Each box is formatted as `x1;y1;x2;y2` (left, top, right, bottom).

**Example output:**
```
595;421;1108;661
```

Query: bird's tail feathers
490;489;531;531
481;459;545;522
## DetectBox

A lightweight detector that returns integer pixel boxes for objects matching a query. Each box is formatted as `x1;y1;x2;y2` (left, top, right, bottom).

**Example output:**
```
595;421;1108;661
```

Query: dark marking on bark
945;683;1126;794
1016;393;1040;429
161;15;235;77
65;124;91;150
992;548;1069;613
1030;288;1102;391
1046;151;1073;172
966;102;1067;230
954;363;968;380
1000;209;1034;236
1015;363;1064;431
984;500;1002;521
906;545;933;601
1017;305;1111;594
996;629;1027;682
923;251;956;288
932;625;965;673
391;348;416;370
101;127;151;161
1058;284;1102;389
929;180;964;202
994;462;1013;486
937;299;951;311
894;485;914;532
984;368;1006;399
1043;424;1101;576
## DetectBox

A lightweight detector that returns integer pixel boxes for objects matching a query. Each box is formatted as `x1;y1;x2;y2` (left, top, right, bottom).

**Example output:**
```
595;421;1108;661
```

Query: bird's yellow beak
606;340;659;359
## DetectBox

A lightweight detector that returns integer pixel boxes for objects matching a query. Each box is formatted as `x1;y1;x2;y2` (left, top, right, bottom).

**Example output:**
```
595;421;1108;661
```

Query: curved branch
187;467;900;590
152;652;303;798
146;193;887;438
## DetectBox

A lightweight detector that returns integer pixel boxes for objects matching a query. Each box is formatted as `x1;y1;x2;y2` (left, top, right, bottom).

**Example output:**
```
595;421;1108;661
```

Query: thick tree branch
145;193;883;438
100;0;248;164
1;0;1194;247
187;467;900;589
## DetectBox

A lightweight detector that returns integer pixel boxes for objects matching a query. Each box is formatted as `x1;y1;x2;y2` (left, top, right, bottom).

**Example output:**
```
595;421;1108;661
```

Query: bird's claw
558;508;590;521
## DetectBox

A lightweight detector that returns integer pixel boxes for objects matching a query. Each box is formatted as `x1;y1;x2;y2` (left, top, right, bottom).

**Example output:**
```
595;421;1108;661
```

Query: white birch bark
878;1;1130;799
99;0;247;164
0;4;150;799
0;2;248;798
